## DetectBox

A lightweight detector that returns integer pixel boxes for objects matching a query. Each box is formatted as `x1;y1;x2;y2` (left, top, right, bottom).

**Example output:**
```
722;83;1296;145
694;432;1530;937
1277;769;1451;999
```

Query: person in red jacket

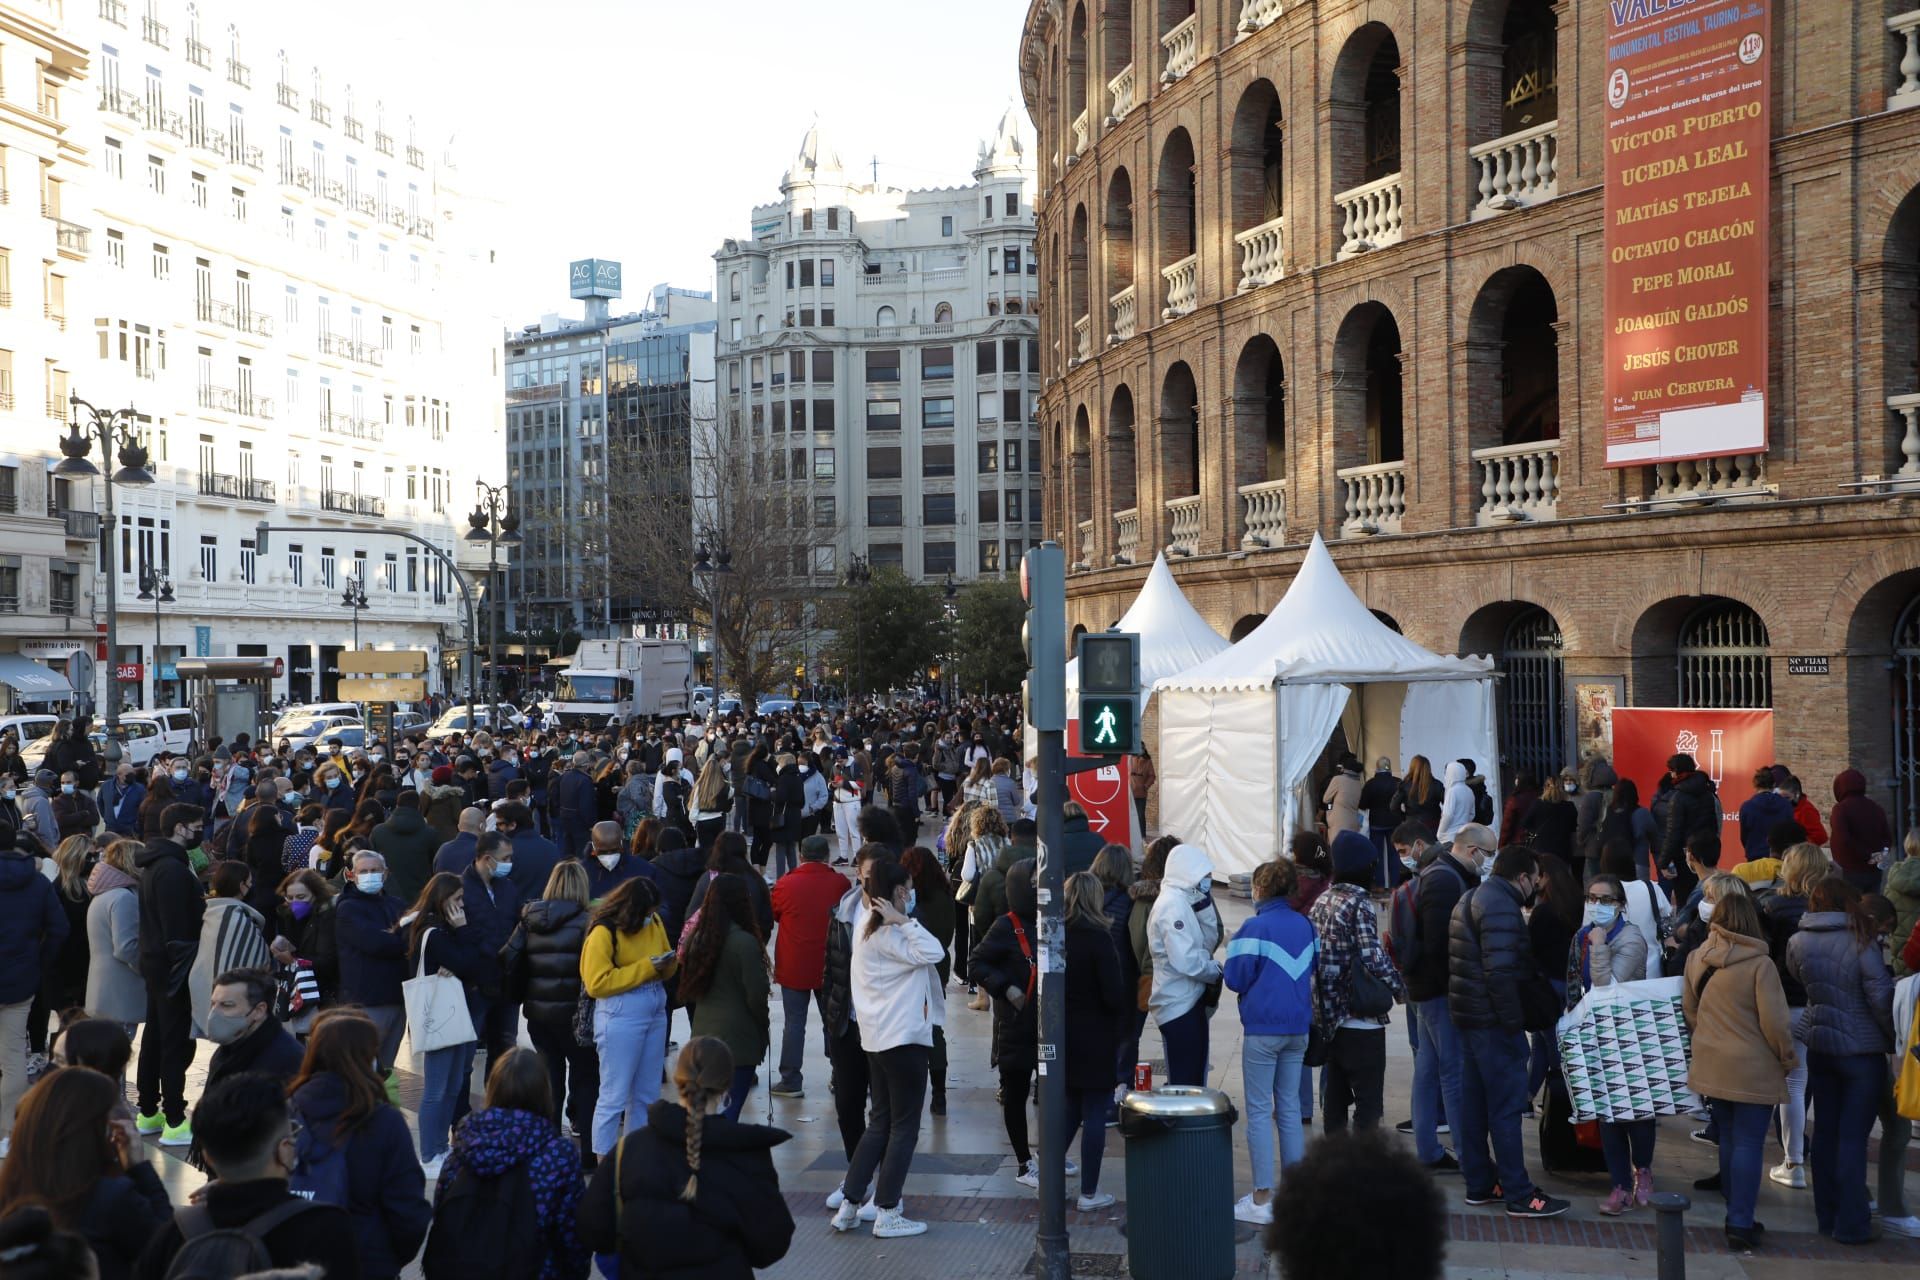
769;834;848;1099
1830;768;1893;894
1780;775;1826;847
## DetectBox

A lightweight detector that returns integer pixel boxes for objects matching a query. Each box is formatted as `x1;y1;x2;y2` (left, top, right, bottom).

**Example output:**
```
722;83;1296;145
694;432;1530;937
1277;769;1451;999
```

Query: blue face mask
326;776;342;789
356;872;384;895
904;888;918;916
493;860;514;880
1587;902;1619;928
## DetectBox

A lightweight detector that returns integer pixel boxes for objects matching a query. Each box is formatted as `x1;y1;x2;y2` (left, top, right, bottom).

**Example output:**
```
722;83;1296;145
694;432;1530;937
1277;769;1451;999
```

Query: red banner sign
1603;0;1770;467
1610;708;1775;845
114;663;144;682
1065;720;1134;850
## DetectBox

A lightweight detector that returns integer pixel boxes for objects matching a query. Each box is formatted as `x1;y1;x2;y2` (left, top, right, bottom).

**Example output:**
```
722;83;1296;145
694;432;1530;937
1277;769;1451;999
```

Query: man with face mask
199;968;305;1107
1447;843;1569;1219
581;819;654;902
334;850;409;1073
134;802;208;1146
1401;822;1490;1170
457;831;523;1121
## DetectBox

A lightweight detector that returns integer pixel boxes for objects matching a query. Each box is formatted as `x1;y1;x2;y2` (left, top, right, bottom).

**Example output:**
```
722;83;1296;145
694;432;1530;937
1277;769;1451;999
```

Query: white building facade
41;0;504;709
712;112;1042;585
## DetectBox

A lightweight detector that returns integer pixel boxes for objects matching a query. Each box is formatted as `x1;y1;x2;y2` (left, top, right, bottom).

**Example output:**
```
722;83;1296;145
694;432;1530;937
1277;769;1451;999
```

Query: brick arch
1447;580;1589;656
1862;156;1920;261
1826;539;1920;653
1609;566;1791;655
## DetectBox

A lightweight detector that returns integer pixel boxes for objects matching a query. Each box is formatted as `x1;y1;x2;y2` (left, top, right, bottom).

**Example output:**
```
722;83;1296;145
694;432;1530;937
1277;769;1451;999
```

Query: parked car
757;697;796;716
271;703;363;738
283;715;365;752
391;711;429;733
423;705;525;740
135;708;198;758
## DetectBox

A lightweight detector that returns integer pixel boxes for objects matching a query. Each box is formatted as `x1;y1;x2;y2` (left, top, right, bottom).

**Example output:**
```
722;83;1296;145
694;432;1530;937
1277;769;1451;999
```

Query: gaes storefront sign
1602;0;1770;468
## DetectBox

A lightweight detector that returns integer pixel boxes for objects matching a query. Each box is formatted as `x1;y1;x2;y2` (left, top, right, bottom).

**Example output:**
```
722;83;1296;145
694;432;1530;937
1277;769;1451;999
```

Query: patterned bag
1555;975;1700;1123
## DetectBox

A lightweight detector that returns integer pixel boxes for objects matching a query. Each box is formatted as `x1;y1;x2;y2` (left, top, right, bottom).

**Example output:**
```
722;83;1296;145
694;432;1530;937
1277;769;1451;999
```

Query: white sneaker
1767;1160;1806;1189
1234;1193;1274;1225
824;1183;846;1210
858;1195;881;1222
1882;1214;1920;1238
829;1200;860;1232
1077;1191;1116;1211
1015;1162;1040;1189
871;1205;928;1238
1064;1158;1079;1176
419;1153;446;1181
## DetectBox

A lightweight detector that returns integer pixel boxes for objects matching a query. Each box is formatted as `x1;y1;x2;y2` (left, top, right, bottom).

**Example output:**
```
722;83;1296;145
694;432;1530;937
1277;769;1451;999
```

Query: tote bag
1556;975;1698;1123
404;927;477;1053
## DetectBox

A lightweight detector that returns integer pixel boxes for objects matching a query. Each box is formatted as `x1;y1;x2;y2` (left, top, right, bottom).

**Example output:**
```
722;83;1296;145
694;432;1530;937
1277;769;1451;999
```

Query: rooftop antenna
871;154;879;184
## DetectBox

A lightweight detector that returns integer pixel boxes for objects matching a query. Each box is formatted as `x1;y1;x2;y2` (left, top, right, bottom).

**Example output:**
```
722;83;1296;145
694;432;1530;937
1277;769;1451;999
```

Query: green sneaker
134;1111;165;1135
158;1119;193;1147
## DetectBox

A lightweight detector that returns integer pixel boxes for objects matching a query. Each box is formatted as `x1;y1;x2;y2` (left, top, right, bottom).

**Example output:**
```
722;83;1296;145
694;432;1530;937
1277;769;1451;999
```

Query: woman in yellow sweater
580;875;677;1159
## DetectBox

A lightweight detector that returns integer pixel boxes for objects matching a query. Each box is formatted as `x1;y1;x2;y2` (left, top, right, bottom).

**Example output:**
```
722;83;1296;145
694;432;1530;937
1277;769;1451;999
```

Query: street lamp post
694;541;731;729
135;562;173;710
53;395;155;764
843;553;870;702
942;572;958;704
340;574;368;649
464;482;521;732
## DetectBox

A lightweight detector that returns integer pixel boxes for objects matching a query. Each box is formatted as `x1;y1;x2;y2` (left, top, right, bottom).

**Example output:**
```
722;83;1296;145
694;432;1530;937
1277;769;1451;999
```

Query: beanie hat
431;765;454;785
1330;829;1377;883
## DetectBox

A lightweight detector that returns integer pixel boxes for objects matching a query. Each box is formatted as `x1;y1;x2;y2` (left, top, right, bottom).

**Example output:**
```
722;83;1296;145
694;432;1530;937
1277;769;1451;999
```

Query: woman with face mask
501;861;599;1168
1566;873;1652;1215
274;869;339;1017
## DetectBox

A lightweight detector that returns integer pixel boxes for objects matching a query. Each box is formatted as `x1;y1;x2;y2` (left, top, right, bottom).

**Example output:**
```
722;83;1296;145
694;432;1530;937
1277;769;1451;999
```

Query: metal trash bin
1119;1085;1238;1280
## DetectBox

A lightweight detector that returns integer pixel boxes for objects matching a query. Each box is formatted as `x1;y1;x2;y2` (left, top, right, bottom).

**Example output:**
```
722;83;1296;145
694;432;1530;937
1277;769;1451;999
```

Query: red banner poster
1603;0;1770;467
1610;708;1775;847
1064;719;1135;850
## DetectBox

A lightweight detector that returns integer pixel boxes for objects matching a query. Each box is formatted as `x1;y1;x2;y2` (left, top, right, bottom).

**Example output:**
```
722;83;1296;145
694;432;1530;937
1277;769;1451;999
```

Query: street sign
338;649;428;675
338;677;428;702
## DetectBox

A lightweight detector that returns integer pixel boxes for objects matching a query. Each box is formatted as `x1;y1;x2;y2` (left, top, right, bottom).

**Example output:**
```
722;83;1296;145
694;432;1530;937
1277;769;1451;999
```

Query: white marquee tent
1064;551;1231;697
1153;534;1499;876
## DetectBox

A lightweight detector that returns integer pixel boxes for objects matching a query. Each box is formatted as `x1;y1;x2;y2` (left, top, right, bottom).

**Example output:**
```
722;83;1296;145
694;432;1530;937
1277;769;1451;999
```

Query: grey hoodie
1147;844;1222;1025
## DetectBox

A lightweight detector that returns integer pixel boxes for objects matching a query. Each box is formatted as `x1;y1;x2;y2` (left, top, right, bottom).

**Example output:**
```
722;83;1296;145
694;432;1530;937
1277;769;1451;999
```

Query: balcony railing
1161;13;1198;83
1107;64;1135;124
141;15;168;47
343;116;364;141
1337;459;1407;535
1647;453;1771;504
51;217;89;256
1238;478;1287;547
1893;10;1920;110
1473;440;1561;525
62;509;101;540
410;215;436;240
99;0;126;25
1887;393;1920;481
1470;121;1559;219
406;144;426;168
1335;172;1405;259
197;471;240;499
1234;214;1286;291
226;58;250;89
152;108;187;140
1076;519;1095;568
198;384;241;413
99;87;141;121
1109;284;1136;342
1113;507;1141;564
374;130;394;156
1072;109;1089;158
320;412;385;442
1239;0;1284;36
239;477;276;504
310;100;332;127
276;82;300;110
189;129;228;160
322;178;347;205
185;37;211;69
1073;314;1091;363
355;494;385;517
236;143;263;171
1160;253;1198;319
44;304;65;331
197;298;236;328
320;489;355;513
1164;494;1203;556
49;594;75;617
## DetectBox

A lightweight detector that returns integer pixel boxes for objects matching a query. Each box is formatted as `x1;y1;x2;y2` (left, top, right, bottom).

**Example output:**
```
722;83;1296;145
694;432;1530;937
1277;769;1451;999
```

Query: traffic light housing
1077;631;1141;755
1021;544;1065;731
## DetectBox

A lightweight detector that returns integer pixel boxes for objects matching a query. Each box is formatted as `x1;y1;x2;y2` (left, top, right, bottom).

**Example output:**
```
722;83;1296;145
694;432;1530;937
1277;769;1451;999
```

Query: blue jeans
1527;980;1567;1098
776;986;821;1087
591;983;669;1156
1711;1098;1772;1231
1159;1003;1208;1086
1456;1026;1536;1205
1807;1050;1885;1243
1599;1118;1656;1192
418;1040;476;1161
1242;1033;1308;1191
1412;997;1464;1165
722;1064;757;1121
1060;1086;1113;1194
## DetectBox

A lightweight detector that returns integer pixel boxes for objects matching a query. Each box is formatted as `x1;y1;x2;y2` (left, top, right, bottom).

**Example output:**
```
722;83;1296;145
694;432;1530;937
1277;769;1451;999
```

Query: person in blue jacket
494;802;560;902
548;752;598;863
456;832;523;1128
1224;857;1317;1227
286;1008;431;1279
583;820;658;902
333;849;410;1073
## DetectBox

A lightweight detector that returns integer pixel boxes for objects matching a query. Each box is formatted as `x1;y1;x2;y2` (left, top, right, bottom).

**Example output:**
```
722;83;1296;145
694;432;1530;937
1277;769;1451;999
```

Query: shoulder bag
403;926;477;1053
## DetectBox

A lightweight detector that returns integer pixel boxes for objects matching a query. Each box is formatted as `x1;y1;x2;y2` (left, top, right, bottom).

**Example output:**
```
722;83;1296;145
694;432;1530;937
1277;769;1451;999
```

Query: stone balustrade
1072;109;1089;159
1472;440;1561;525
1892;10;1920;109
1470;121;1559;219
1888;393;1920;480
1161;14;1197;83
1238;0;1284;37
1114;507;1140;563
1238;478;1287;547
1077;519;1095;567
1073;314;1091;363
1234;214;1286;291
1337;460;1406;535
1107;63;1135;123
1161;253;1198;318
1165;494;1203;556
1109;285;1136;342
1334;172;1404;259
1648;453;1770;503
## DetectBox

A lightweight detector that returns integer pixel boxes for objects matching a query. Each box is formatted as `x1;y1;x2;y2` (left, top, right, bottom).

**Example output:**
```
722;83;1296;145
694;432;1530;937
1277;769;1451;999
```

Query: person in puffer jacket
433;1046;589;1280
1224;858;1317;1225
1308;831;1405;1134
500;862;598;1165
1436;761;1476;844
1147;843;1223;1086
1785;877;1895;1245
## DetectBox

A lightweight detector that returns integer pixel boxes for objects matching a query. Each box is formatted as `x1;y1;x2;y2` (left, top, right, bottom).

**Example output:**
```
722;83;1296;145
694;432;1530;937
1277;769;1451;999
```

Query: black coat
133;838;203;986
1764;892;1810;1007
1059;815;1104;878
651;843;706;941
1659;771;1719;869
577;1100;794;1280
276;901;340;1000
1447;876;1530;1032
134;1177;363;1280
684;861;774;942
1405;855;1476;1003
968;912;1039;1070
77;1161;172;1280
502;897;588;1027
771;766;806;843
1063;922;1126;1091
1102;884;1138;994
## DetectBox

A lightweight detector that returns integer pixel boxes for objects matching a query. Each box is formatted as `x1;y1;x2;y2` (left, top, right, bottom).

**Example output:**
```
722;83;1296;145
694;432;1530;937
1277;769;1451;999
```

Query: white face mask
1698;899;1716;922
598;852;621;871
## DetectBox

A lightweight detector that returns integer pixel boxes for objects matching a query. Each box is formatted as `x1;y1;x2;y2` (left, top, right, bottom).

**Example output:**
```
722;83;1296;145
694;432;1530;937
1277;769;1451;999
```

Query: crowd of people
0;698;1916;1276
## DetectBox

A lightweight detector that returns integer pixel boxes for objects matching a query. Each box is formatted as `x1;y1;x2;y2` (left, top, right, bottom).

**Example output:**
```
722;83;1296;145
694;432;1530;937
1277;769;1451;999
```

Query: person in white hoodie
832;857;946;1241
1148;843;1224;1086
1437;760;1477;845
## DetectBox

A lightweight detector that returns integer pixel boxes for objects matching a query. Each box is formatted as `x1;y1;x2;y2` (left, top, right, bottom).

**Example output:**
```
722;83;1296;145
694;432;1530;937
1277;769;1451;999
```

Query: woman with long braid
578;1036;795;1277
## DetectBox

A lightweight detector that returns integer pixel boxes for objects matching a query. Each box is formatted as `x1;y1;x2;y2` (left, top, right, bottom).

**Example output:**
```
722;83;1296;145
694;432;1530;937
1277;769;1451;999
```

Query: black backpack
663;777;692;834
162;1199;325;1280
421;1160;542;1279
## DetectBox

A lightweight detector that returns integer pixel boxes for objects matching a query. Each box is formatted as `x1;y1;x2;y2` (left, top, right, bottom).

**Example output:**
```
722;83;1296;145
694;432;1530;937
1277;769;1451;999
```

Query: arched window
875;305;896;327
1895;594;1920;840
1155;128;1197;316
1500;607;1566;782
1677;601;1771;708
1107;384;1137;518
933;302;952;324
754;314;766;334
729;271;741;301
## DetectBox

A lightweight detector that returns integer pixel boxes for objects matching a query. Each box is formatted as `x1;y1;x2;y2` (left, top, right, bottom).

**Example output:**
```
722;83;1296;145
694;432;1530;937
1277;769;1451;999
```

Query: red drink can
1133;1062;1152;1091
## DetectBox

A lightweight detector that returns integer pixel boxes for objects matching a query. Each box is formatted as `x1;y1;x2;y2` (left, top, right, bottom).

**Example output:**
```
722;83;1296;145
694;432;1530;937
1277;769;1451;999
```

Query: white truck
546;638;693;727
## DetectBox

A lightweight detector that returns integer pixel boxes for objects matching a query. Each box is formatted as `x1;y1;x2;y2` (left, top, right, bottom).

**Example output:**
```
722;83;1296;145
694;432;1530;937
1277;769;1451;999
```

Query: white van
132;708;198;758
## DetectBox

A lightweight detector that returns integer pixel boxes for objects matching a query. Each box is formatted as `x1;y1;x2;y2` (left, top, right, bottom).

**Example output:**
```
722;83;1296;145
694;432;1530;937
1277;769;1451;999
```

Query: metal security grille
1677;601;1770;709
1894;595;1920;844
1500;607;1565;783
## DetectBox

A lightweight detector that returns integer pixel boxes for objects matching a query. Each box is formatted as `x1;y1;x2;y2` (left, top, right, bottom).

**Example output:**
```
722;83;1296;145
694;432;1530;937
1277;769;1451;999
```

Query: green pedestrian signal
1079;694;1135;756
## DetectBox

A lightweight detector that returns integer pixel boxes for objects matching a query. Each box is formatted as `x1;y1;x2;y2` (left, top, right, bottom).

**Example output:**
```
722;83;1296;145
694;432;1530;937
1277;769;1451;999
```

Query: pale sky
289;0;1036;322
